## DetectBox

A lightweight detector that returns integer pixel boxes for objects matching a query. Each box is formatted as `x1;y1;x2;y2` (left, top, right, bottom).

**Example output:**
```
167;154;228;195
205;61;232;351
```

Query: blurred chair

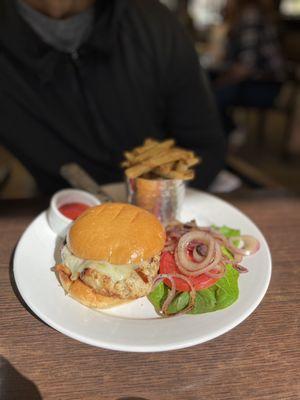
226;155;283;190
240;62;300;159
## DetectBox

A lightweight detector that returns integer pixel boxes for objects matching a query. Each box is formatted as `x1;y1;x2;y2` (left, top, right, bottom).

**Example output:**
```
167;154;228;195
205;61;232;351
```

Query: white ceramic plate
13;184;271;352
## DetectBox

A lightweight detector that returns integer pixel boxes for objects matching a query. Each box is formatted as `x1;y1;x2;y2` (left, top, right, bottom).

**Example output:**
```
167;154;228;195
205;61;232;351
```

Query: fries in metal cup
122;138;201;224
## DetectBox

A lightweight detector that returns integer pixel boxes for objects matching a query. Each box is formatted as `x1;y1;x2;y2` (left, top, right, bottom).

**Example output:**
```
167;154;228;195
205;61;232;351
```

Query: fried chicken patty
80;254;160;299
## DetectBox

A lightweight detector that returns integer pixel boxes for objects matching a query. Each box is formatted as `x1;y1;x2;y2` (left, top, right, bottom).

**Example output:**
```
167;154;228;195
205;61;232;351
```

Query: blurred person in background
0;0;225;195
209;0;285;140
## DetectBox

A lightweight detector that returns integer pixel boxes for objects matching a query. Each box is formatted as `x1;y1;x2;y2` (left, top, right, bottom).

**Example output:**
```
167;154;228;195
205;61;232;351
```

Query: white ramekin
47;189;100;237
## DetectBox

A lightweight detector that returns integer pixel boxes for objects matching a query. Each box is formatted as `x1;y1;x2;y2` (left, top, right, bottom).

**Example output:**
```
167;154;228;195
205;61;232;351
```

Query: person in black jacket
0;0;225;194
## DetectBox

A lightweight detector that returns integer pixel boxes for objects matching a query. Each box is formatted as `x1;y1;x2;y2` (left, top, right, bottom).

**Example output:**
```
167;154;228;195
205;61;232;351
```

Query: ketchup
58;202;90;220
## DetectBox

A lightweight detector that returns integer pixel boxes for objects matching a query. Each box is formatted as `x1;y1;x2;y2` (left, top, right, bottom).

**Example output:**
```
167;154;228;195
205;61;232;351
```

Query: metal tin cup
126;177;186;225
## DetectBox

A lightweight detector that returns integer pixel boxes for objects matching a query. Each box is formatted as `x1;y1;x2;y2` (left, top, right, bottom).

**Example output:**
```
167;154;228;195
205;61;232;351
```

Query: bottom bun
55;264;129;309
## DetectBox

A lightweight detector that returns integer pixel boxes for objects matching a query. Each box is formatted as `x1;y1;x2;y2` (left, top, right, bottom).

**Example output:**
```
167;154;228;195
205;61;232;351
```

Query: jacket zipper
69;50;99;141
71;50;79;63
69;50;113;161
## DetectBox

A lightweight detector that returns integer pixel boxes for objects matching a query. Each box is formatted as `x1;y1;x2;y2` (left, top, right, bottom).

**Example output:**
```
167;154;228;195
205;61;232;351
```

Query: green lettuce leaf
189;287;217;314
212;225;240;238
167;292;190;314
148;265;239;315
148;285;190;315
213;264;239;310
189;264;239;313
221;245;234;260
148;282;168;310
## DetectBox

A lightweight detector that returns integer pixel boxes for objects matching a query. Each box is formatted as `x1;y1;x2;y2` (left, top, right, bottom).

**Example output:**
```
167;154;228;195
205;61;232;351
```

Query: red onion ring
175;240;223;277
193;244;207;262
176;231;215;272
152;274;177;314
210;230;229;246
233;253;243;263
204;242;223;273
192;248;201;262
232;264;249;273
151;273;196;317
205;261;226;278
192;245;207;262
229;235;260;256
175;251;215;277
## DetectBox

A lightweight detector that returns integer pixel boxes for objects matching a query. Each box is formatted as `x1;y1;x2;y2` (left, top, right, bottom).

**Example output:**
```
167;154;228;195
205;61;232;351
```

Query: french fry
121;160;130;168
125;149;185;178
173;148;195;159
122;137;200;180
146;150;189;168
183;170;195;180
175;160;189;173
154;161;174;176
123;139;159;166
125;163;152;179
124;151;136;163
185;157;201;168
156;169;194;180
132;139;175;164
132;138;158;155
155;170;183;179
144;138;157;145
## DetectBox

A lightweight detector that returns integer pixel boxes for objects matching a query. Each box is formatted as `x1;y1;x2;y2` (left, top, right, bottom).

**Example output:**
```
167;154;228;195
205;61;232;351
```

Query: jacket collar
0;0;128;83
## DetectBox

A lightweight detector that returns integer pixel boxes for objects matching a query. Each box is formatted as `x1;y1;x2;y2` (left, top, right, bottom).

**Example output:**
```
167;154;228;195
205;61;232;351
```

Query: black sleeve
158;5;226;189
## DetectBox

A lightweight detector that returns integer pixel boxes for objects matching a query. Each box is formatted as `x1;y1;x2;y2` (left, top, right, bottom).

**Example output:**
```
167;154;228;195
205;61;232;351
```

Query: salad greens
148;280;169;310
148;225;241;315
148;264;239;315
221;245;234;261
212;225;240;238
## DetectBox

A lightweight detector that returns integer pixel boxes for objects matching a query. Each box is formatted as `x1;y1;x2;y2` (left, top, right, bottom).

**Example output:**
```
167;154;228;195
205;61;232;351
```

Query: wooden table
0;191;299;400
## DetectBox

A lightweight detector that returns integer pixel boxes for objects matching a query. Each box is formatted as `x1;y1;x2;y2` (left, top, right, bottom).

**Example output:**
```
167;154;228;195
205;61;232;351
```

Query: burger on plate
55;202;166;309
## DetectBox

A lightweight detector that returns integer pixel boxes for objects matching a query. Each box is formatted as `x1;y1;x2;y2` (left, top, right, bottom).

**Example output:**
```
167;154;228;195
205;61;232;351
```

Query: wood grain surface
0;192;299;400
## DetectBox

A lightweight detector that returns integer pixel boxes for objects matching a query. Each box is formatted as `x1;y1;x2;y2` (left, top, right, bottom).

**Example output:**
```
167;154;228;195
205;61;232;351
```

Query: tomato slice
159;252;219;292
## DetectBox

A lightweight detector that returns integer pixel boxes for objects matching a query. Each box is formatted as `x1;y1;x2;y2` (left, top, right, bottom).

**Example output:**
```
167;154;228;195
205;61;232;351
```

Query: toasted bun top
68;203;165;264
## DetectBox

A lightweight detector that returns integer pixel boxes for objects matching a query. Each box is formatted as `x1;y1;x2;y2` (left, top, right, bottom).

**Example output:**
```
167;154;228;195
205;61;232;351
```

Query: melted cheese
61;245;136;282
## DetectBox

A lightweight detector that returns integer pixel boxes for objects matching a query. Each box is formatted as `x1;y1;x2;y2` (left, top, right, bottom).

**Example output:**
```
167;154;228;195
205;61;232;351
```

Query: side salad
148;221;260;317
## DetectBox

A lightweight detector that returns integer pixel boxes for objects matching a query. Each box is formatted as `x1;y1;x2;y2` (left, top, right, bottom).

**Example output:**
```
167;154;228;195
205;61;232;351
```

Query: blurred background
1;0;300;198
